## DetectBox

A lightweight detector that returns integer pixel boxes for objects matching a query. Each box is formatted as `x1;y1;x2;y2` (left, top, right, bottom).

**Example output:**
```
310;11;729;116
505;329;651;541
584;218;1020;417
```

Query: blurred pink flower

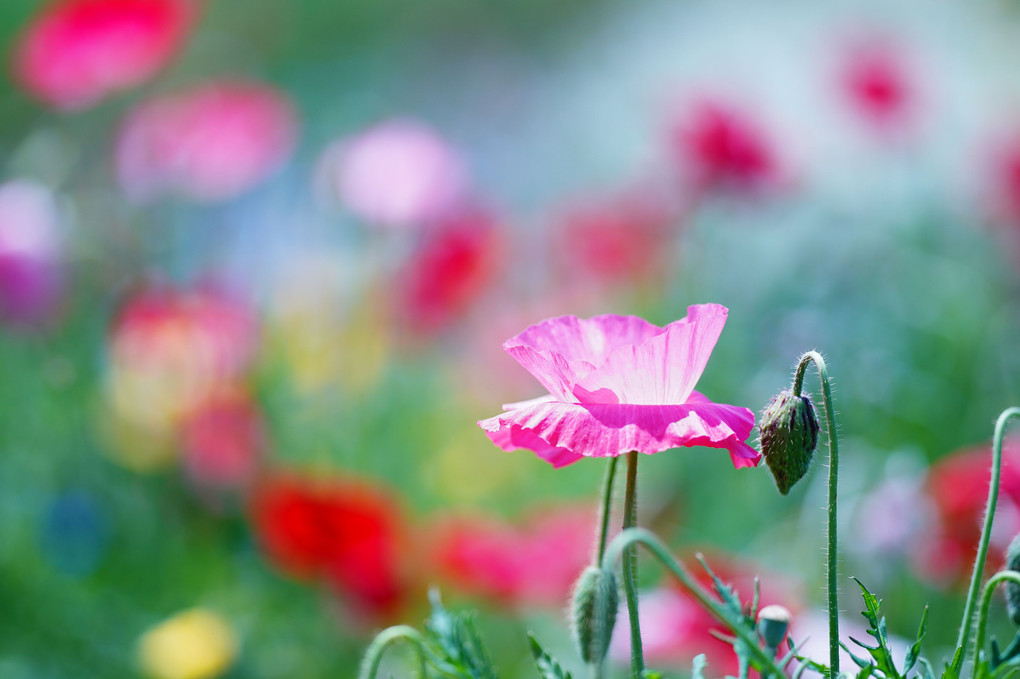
0;180;63;325
115;80;297;203
553;187;674;286
670;99;778;196
428;506;595;607
180;388;264;491
12;0;192;110
478;304;759;469
393;208;502;335
610;554;799;674
916;436;1020;586
330;118;468;227
839;37;913;132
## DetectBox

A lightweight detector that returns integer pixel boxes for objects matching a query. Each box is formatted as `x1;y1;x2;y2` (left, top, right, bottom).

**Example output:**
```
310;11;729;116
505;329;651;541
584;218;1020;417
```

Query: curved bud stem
601;528;789;679
792;351;839;676
358;625;428;679
957;407;1020;661
972;571;1020;672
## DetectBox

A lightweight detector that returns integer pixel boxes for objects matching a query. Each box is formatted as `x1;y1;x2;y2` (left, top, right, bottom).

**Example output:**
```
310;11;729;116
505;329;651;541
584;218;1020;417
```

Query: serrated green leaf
841;641;875;670
903;606;928;675
527;633;572;679
850;578;901;679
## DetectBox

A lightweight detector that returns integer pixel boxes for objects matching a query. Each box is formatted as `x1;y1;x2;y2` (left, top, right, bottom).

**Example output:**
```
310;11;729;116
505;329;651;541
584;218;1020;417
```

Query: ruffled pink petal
504;314;663;401
479;397;760;469
571;304;728;405
479;413;584;468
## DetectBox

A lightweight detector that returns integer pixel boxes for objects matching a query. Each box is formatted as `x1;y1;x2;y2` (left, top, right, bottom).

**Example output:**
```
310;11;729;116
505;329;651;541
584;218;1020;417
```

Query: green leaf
423;590;498;679
849;578;901;679
903;606;928;675
527;634;572;679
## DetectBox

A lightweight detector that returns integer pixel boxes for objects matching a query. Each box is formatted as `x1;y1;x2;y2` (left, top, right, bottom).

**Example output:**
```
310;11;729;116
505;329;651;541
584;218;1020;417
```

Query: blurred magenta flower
249;473;408;621
838;36;913;132
328;118;468;227
115;80;297;203
0;180;63;326
916;436;1020;586
428;506;595;607
670;98;778;195
180;388;264;491
478;304;759;469
393;207;502;335
12;0;192;110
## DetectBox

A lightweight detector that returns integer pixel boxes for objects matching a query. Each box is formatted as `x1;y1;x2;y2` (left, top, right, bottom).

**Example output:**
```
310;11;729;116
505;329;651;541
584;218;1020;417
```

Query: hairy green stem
622;451;644;678
357;625;428;679
602;528;788;679
972;571;1020;671
792;350;839;677
957;407;1020;662
595;456;620;565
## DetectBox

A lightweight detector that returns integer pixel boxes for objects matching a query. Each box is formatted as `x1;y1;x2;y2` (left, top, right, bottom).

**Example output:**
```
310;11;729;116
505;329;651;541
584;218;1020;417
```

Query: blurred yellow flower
137;608;238;679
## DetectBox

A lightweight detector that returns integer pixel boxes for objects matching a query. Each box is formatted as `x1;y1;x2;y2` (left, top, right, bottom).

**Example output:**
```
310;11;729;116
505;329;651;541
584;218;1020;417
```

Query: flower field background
3;0;1020;677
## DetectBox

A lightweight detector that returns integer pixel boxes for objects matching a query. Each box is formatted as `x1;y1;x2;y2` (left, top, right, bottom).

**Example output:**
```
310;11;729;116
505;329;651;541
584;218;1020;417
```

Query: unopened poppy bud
759;390;819;495
571;566;619;665
757;604;791;651
1005;534;1020;626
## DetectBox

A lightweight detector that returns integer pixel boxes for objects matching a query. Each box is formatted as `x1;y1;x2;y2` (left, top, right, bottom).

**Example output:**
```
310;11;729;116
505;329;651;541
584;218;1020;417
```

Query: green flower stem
792;351;839;677
595;456;620;565
622;451;644;678
358;625;428;679
972;571;1020;671
957;407;1020;661
602;527;788;679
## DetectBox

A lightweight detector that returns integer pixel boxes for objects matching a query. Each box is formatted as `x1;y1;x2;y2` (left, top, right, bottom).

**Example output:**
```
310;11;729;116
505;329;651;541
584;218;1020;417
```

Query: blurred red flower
0;180;63;326
610;553;800;675
12;0;192;110
115;80;297;203
249;474;407;620
393;208;502;335
428;505;595;608
917;436;1020;586
553;187;673;286
670;98;778;196
839;37;912;132
180;389;264;491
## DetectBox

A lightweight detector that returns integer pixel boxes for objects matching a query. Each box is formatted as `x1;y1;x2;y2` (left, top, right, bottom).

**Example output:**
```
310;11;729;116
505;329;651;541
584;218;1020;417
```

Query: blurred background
3;0;1020;677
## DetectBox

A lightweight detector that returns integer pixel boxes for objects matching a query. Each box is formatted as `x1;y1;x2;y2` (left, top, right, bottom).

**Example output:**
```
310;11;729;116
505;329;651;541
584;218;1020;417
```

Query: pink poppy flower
12;0;192;110
115;80;297;203
478;304;760;469
428;505;595;608
328;118;468;228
